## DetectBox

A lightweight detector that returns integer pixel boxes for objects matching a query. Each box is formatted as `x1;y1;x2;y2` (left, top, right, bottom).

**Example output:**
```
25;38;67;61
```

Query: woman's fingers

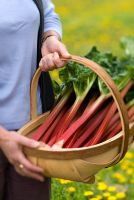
0;128;40;149
15;166;44;182
40;53;64;71
58;44;71;58
10;132;40;148
40;54;54;71
53;52;65;67
17;152;44;173
14;151;45;182
40;52;68;72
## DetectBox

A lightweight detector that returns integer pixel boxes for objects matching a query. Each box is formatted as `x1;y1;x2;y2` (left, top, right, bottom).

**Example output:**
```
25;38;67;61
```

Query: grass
50;0;134;199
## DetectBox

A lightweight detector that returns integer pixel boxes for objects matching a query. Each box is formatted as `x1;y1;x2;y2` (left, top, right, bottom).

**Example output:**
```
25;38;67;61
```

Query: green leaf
52;80;66;100
59;61;97;98
73;72;97;97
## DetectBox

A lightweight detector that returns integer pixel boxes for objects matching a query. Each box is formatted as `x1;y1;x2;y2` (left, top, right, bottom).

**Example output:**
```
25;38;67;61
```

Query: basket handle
30;55;129;164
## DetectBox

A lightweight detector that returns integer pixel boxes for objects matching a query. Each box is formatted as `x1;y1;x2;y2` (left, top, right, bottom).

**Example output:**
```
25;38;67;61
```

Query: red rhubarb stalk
72;103;111;148
87;81;133;146
56;98;83;137
47;109;70;146
53;94;109;148
107;106;134;139
32;91;71;141
41;105;68;143
65;125;85;148
56;74;97;138
102;100;134;141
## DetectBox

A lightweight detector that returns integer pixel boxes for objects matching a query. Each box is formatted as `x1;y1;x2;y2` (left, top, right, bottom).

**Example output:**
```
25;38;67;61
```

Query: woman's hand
40;34;71;72
0;127;45;182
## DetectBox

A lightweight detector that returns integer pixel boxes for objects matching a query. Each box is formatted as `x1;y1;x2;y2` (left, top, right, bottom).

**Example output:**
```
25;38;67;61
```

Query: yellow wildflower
108;196;117;200
112;173;126;183
116;192;126;199
68;187;76;193
90;198;99;200
96;194;103;200
97;182;107;191
108;186;116;192
103;192;111;197
83;191;94;196
126;168;133;175
121;165;127;170
125;152;133;159
59;179;72;184
118;177;126;184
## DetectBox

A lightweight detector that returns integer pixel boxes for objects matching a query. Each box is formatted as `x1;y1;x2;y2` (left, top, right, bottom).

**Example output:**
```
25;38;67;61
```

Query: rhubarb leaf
85;46;131;95
59;61;97;98
52;80;66;101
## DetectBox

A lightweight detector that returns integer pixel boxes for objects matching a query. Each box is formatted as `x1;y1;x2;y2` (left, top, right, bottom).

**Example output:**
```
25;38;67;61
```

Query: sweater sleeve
42;0;62;38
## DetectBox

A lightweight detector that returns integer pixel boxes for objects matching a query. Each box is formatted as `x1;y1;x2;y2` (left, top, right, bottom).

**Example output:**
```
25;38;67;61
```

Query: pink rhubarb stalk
107;106;134;139
86;81;133;146
54;94;109;148
32;91;71;141
72;103;111;148
41;105;68;143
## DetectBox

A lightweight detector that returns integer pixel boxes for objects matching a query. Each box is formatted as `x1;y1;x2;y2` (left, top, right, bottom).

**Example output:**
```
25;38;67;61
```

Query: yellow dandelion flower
108;186;116;192
96;194;103;200
59;179;72;184
83;191;94;196
68;187;76;193
125;152;133;159
121;165;127;170
90;198;99;200
108;196;117;200
103;192;111;197
118;177;126;184
112;173;126;183
97;182;107;191
116;192;126;199
126;168;133;175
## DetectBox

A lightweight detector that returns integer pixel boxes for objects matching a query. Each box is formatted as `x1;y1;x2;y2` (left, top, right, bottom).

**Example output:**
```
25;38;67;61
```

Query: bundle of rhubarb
32;36;134;149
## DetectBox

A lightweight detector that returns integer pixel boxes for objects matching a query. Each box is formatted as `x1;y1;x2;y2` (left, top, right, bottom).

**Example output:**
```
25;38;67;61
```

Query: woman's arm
43;0;62;40
40;0;70;71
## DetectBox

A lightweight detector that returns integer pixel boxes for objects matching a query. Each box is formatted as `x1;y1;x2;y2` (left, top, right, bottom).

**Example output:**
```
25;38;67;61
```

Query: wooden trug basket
18;55;134;184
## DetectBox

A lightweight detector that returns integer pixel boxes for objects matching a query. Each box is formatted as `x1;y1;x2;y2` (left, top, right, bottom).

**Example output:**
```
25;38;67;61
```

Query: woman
0;0;70;199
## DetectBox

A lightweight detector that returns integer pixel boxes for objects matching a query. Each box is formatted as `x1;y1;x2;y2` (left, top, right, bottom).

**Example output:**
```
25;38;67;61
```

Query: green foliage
59;62;97;97
57;40;133;98
52;80;62;100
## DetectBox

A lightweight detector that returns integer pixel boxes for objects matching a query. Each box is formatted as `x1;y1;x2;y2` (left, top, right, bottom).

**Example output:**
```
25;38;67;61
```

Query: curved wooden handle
30;55;129;164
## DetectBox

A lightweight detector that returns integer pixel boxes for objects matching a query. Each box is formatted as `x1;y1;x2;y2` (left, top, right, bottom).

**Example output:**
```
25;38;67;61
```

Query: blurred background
54;0;134;55
51;0;134;199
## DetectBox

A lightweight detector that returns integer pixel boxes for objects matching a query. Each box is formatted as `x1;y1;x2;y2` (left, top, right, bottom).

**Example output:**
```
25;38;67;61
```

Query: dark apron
33;0;55;112
0;151;51;200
